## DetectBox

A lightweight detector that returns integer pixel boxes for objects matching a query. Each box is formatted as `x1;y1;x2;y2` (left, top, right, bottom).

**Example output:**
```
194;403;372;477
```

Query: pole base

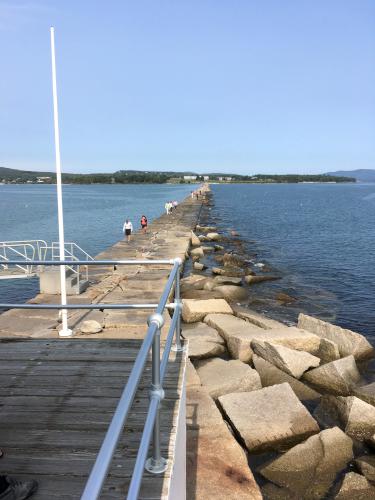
145;457;168;474
172;344;186;352
59;328;73;338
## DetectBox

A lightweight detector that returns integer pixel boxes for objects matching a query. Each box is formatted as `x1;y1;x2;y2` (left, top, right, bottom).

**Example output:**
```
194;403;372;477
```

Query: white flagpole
50;27;72;337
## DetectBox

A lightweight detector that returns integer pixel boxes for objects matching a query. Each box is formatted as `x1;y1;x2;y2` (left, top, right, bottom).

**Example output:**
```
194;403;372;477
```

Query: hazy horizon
1;1;374;175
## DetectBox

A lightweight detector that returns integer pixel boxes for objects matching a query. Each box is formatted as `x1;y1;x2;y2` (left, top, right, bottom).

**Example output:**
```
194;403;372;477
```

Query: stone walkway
0;193;204;339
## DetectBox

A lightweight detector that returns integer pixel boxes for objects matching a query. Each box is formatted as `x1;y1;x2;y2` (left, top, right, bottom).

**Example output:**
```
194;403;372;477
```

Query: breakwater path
0;192;204;338
0;190;206;499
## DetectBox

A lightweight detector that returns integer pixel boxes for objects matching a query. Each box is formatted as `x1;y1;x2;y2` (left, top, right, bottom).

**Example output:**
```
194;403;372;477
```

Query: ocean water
0;183;194;305
208;183;375;341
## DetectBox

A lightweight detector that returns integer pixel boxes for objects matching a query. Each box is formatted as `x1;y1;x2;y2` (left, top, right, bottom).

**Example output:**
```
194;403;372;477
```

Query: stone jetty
181;190;375;499
1;184;375;499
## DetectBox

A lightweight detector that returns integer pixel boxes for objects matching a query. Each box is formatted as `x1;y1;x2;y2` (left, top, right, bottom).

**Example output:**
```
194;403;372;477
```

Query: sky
0;0;374;175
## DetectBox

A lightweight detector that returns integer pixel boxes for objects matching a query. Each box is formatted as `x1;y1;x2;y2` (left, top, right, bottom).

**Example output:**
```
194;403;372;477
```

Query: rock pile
184;215;375;499
184;294;375;499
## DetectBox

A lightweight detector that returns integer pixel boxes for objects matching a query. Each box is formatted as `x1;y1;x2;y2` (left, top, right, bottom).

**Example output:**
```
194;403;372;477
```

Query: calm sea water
209;183;375;340
0;183;194;305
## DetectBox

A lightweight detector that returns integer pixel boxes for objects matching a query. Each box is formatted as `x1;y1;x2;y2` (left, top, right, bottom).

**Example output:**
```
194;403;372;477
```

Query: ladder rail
0;243;36;274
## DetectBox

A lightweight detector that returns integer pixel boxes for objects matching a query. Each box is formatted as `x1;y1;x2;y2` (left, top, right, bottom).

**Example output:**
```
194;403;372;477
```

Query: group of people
191;189;202;200
164;200;178;215
122;214;148;242
122;196;183;241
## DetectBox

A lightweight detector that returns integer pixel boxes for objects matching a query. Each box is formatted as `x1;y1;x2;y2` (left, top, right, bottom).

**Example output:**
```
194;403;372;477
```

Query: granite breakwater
183;188;375;499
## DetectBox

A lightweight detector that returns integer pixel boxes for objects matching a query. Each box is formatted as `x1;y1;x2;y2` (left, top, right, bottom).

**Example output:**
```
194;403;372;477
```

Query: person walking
140;215;148;233
165;201;171;215
123;219;133;242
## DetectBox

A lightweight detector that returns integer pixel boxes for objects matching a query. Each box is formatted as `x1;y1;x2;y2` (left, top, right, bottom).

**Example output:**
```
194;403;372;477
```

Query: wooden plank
0;338;184;499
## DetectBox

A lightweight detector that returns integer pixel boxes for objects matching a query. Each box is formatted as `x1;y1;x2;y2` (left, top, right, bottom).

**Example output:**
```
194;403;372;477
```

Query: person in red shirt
140;215;148;233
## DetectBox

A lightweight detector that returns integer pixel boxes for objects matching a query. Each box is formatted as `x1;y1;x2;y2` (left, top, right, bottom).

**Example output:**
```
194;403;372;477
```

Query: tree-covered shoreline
0;166;356;184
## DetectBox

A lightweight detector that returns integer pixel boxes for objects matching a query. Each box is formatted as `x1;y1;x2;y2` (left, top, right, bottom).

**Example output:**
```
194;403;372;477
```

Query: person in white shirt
165;201;171;215
123;219;133;242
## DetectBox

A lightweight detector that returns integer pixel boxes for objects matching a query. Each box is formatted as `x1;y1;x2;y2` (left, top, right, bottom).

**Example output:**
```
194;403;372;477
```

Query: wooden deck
0;338;185;499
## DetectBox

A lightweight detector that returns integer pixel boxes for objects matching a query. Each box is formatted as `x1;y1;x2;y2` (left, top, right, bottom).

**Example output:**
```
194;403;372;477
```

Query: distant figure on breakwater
173;200;178;210
165;201;172;215
123;219;133;242
191;191;194;199
140;215;148;233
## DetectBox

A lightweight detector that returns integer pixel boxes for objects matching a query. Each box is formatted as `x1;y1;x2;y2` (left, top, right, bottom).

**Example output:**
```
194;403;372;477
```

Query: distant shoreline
0;179;358;186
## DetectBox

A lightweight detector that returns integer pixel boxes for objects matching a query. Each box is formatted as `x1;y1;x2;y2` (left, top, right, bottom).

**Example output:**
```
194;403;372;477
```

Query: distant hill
326;169;375;182
0;166;55;179
0;166;355;184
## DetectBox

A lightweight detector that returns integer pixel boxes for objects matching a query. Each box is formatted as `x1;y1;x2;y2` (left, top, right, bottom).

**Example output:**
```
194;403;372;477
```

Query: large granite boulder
202;279;217;291
259;427;353;500
355;455;375;482
186;358;201;388
316;337;341;364
181;275;207;288
354;382;375;406
244;275;281;284
191;231;201;246
181;289;223;300
182;299;233;323
222;253;246;267
201;245;215;253
298;313;374;360
186;387;262;500
193;262;206;271
182;322;224;343
214;276;242;286
218;383;319;452
253;354;320;401
334;472;375;499
198;234;209;242
231;304;286;329
314;395;375;441
205;314;320;362
211;266;244;278
213;285;248;302
80;320;102;334
196;225;217;232
214;244;224;251
303;355;361;395
196;358;261;400
206;232;221;241
190;247;204;258
188;339;226;360
251;340;320;379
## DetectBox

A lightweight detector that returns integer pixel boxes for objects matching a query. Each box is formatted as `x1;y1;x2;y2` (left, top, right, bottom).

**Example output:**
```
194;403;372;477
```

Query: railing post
145;313;168;474
172;257;184;352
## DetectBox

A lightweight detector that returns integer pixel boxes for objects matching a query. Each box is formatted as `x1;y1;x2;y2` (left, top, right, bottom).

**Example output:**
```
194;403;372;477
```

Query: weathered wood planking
0;338;184;499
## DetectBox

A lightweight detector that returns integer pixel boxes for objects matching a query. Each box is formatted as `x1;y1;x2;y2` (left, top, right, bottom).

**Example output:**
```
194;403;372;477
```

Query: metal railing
0;241;93;292
41;242;94;290
0;257;184;500
0;240;47;276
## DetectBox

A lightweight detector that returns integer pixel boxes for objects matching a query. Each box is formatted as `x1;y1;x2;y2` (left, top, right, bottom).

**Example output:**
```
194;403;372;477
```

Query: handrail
0;240;47;261
0;243;37;274
0;257;184;500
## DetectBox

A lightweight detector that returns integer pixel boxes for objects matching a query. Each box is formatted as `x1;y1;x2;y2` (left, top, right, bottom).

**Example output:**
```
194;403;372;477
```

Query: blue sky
0;0;374;175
